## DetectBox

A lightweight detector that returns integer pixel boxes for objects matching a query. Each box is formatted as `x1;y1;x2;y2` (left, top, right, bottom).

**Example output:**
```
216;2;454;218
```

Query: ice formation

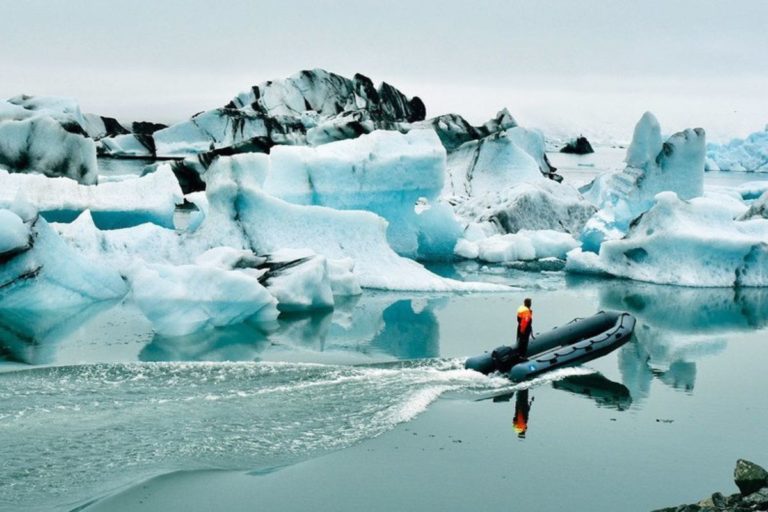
196;153;504;291
579;112;706;251
454;179;596;236
99;69;425;159
0;166;183;229
126;262;279;337
740;190;768;220
0;114;98;184
456;229;579;263
567;192;768;287
264;129;453;257
706;126;768;172
0;208;127;311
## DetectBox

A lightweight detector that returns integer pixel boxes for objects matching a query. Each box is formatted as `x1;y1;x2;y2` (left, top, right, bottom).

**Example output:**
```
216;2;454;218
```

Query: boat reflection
551;373;632;411
482;372;632;438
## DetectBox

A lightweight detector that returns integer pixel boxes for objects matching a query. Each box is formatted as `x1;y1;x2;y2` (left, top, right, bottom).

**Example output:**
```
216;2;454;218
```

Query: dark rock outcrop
653;459;768;512
560;136;594;154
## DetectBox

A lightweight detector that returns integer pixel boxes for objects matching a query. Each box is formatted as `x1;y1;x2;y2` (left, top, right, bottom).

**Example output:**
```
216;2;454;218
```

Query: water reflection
140;320;273;362
0;301;118;365
593;280;768;333
513;389;533;438
0;294;444;366
584;279;754;399
551;373;632;411
482;372;631;439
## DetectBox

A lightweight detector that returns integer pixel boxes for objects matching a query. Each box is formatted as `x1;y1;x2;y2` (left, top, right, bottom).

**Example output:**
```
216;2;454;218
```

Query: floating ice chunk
471;230;579;263
0;116;97;184
579;113;706;251
582;112;705;214
0;166;183;229
567;192;768;287
0;212;127;311
258;249;335;312
264;129;453;257
127;263;279;337
98;133;154;158
706;127;768;172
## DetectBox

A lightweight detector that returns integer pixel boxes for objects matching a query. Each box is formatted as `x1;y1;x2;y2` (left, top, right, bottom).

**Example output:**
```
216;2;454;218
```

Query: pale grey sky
2;0;766;142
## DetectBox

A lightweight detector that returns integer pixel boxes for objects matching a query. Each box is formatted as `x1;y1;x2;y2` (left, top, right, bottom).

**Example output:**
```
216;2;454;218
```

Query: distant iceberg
706;125;768;172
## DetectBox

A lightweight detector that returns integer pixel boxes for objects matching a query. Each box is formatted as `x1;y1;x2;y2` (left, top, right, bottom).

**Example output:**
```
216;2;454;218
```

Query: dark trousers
517;334;530;358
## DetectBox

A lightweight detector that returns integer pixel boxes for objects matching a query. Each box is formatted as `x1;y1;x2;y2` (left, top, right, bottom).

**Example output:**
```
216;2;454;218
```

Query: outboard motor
491;346;518;373
464;345;519;375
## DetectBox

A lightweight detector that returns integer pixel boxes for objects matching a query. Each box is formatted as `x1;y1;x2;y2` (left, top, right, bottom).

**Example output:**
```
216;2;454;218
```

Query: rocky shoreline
654;459;768;511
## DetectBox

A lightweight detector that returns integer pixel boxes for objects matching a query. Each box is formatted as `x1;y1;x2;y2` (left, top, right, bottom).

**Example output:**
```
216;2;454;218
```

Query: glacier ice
0;166;183;229
443;131;544;199
579;112;705;251
567;192;768;287
0;209;127;311
126;262;279;337
706;126;768;172
100;69;425;159
458;229;580;263
454;179;596;236
197;153;504;291
264;129;453;257
0;115;98;184
740;190;768;220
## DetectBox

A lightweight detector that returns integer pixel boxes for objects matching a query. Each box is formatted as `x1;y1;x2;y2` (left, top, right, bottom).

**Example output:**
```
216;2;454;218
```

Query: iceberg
4;94;128;140
126;262;279;337
100;69;425;159
194;153;505;291
579;112;705;251
264;129;452;257
0;209;127;312
706;126;768;172
0;115;98;184
0;166;183;229
566;192;768;287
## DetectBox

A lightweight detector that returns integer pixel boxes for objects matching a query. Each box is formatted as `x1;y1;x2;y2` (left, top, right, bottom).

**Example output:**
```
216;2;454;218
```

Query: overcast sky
2;0;766;142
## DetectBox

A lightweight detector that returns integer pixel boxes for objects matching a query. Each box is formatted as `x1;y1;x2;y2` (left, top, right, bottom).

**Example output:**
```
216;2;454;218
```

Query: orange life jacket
517;305;532;336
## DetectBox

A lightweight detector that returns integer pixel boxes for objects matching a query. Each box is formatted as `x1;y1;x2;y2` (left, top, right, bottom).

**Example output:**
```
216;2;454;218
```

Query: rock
560;136;594;154
742;487;768;508
734;459;768;496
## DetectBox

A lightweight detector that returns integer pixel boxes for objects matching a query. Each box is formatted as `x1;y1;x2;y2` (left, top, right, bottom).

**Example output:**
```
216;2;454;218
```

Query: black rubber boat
465;310;636;381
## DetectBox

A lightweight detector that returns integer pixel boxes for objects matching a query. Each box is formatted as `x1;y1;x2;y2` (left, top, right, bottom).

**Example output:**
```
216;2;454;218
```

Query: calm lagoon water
1;272;767;511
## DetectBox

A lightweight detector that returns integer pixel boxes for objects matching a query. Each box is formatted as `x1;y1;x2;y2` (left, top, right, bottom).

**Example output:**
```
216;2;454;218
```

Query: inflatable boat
465;310;635;381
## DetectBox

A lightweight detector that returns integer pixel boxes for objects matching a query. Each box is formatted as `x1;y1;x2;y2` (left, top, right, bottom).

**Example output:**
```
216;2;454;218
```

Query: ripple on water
1;359;565;509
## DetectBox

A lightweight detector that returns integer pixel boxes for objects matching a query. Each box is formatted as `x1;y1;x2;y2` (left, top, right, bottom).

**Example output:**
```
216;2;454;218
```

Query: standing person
516;297;533;359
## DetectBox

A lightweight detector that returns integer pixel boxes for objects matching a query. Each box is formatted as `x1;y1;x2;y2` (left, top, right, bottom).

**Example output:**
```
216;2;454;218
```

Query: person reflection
513;389;534;438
